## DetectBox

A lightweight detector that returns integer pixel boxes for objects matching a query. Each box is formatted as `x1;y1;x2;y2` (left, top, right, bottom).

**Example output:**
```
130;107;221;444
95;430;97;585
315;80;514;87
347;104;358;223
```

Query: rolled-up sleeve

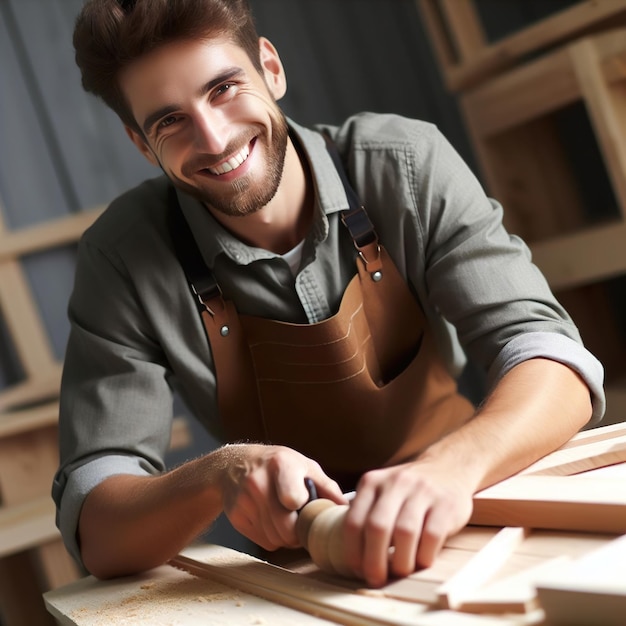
416;126;605;423
53;235;174;566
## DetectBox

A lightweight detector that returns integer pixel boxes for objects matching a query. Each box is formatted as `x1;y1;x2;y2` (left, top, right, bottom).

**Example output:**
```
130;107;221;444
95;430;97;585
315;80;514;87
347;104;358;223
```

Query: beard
169;112;289;218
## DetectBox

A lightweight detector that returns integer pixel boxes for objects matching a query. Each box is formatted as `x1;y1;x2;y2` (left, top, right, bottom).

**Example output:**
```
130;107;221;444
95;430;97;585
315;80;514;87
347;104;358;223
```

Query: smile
206;144;250;176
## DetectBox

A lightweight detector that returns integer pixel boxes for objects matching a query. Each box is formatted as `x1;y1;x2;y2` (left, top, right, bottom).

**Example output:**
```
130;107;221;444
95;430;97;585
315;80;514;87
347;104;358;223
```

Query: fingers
343;465;472;587
222;444;342;551
415;495;472;569
344;471;416;586
231;497;300;551
273;455;345;511
227;470;298;550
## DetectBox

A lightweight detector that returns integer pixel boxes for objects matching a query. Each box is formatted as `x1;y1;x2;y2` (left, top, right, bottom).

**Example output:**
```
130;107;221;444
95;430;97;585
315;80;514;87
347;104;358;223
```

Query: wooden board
437;527;529;610
0;496;58;558
535;534;626;626
519;429;626;476
418;0;626;91
471;471;626;533
45;543;539;626
45;558;338;626
170;547;430;626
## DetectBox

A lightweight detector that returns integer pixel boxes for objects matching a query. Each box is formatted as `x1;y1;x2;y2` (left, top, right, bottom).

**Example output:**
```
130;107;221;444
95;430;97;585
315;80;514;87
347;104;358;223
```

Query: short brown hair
73;0;262;131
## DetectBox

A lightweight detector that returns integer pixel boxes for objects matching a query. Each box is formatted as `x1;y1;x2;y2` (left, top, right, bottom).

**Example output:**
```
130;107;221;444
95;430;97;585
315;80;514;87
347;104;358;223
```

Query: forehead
119;38;255;116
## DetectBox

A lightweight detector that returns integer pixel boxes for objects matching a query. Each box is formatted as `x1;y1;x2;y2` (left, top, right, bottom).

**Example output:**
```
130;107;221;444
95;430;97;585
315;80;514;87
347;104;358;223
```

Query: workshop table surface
44;433;626;626
44;523;625;626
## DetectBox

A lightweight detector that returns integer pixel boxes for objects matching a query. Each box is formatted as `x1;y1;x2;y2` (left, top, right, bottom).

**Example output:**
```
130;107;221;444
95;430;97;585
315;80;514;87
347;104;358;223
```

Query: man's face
120;37;289;217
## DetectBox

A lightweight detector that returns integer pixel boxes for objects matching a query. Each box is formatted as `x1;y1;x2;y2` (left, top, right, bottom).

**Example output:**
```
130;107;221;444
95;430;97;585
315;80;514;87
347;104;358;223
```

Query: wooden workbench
44;426;626;625
44;523;625;626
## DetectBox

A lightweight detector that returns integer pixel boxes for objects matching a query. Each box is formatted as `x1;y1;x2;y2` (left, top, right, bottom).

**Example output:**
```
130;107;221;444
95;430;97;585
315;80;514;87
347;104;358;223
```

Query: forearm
344;357;593;586
421;357;594;491
78;442;345;579
78;449;230;578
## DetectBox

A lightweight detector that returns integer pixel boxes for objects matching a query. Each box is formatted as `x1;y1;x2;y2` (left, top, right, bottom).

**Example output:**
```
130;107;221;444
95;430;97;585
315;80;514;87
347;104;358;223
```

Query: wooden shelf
417;0;626;91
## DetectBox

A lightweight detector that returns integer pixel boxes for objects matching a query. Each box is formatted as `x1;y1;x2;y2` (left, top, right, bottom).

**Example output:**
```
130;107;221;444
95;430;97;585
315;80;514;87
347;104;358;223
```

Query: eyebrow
141;67;245;136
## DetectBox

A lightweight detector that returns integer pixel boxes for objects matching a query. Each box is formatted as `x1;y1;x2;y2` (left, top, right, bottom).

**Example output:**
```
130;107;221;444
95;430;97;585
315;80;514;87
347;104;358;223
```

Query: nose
192;107;230;155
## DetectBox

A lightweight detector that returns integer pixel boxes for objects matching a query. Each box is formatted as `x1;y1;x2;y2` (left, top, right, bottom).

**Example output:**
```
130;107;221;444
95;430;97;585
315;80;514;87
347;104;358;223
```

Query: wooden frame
417;0;626;91
0;199;103;624
0;201;103;412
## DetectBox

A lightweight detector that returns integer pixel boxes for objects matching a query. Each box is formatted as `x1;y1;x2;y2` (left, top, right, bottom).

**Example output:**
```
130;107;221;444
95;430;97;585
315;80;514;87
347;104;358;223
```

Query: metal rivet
371;270;383;282
220;325;230;337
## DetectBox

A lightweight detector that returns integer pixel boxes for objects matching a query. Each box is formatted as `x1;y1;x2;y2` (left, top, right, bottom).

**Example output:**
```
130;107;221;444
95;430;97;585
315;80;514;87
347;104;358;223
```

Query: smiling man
54;0;604;588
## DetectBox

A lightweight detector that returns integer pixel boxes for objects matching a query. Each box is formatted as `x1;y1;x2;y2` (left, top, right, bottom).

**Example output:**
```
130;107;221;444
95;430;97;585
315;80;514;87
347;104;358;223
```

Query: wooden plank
462;29;626;138
535;534;626;626
461;47;579;138
562;421;626;448
456;556;568;615
443;1;626;91
0;260;58;378
518;529;617;560
44;558;339;626
572;37;626;216
0;424;59;504
471;475;626;534
0;207;103;261
171;547;430;626
520;438;626;477
438;0;485;63
437;527;529;610
0;401;58;438
529;220;626;290
43;541;543;626
0;365;62;412
0;496;58;558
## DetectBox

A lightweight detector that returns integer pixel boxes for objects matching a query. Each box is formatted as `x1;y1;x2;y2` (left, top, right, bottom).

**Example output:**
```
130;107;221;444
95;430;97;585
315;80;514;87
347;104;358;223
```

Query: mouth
204;141;252;176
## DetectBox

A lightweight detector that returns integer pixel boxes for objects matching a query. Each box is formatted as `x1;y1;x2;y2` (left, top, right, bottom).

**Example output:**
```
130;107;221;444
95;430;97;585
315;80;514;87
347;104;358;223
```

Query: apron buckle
358;242;383;281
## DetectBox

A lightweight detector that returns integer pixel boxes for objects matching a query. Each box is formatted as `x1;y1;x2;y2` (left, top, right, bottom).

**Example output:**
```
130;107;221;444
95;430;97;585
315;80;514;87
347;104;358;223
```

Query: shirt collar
175;117;350;268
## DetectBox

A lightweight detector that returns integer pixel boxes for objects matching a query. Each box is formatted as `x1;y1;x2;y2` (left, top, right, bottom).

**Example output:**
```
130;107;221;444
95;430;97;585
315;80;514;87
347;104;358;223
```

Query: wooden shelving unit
0;198;104;624
417;0;626;424
0;190;195;623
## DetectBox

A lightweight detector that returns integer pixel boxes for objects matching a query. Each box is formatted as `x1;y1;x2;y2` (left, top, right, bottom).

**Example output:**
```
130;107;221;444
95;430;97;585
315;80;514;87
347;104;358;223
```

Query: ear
258;37;287;100
124;126;159;167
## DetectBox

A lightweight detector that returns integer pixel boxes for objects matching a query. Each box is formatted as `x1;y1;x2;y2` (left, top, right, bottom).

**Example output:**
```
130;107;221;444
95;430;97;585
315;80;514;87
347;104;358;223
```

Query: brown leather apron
171;143;475;489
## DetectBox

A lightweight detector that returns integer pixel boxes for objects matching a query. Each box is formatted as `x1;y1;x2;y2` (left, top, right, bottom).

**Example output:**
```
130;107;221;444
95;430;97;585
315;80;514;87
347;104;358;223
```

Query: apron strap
321;132;379;251
167;186;228;317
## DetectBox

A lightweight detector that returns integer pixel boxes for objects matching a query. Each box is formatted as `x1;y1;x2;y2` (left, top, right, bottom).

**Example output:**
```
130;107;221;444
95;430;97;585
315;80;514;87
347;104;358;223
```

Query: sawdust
69;572;246;625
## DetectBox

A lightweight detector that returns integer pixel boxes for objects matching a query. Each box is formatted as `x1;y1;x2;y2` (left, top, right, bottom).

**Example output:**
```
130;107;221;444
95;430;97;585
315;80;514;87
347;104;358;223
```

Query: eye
158;115;179;129
214;82;236;99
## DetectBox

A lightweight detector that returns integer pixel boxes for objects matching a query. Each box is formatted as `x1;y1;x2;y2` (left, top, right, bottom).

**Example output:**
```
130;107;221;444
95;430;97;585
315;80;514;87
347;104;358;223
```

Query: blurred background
1;0;626;622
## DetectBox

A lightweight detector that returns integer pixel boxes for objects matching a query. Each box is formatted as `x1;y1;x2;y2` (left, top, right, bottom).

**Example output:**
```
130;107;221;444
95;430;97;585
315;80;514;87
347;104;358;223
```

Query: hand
342;459;475;587
218;444;345;551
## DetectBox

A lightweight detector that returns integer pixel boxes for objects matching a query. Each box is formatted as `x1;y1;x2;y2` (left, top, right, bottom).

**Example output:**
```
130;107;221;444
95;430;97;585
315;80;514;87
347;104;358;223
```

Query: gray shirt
53;113;604;564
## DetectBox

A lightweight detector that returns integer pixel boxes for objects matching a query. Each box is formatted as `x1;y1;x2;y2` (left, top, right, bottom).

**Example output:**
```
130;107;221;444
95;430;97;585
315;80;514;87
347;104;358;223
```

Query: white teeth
208;144;250;175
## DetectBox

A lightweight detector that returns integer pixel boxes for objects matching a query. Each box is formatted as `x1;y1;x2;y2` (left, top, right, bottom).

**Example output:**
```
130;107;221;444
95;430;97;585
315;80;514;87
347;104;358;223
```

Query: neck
209;138;314;254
